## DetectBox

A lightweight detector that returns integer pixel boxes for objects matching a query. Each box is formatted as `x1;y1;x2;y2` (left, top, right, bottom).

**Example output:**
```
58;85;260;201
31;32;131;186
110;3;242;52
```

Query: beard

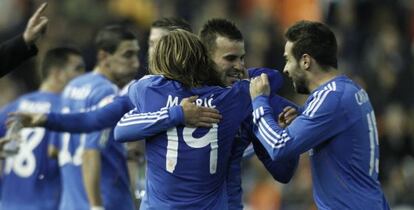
293;76;310;94
221;67;245;87
114;71;136;87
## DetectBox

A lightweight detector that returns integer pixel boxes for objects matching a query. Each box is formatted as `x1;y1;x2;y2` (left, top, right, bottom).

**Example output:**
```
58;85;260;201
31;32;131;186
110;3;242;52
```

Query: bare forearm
82;150;102;207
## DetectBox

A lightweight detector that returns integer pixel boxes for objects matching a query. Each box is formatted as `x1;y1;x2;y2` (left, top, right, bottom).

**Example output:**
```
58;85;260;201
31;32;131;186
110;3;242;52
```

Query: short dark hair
199;18;243;53
285;20;338;69
41;47;81;78
151;17;192;33
95;25;136;54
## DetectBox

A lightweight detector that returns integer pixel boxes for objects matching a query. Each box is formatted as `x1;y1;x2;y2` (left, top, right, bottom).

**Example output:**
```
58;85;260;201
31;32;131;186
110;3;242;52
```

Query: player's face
107;40;140;87
211;36;246;86
283;41;310;94
148;27;170;59
62;54;85;82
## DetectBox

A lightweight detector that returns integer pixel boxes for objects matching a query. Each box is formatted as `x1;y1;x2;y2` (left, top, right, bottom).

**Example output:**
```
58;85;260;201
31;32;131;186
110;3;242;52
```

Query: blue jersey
43;67;281;134
252;75;389;209
0;91;61;210
115;75;252;210
113;68;296;210
113;67;282;141
58;72;133;210
227;95;300;209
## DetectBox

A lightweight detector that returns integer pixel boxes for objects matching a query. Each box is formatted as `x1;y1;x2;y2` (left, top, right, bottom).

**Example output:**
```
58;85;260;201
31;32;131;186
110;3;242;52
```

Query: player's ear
47;67;60;81
300;54;311;71
56;69;68;83
97;49;110;63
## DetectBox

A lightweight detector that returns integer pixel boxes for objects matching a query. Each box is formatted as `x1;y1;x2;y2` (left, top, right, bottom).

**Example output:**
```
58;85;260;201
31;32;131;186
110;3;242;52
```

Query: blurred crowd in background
0;0;413;209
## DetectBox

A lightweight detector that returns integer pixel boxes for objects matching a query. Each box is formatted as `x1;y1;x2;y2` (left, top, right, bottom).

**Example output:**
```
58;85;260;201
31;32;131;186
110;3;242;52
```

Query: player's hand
278;106;298;128
0;137;11;150
0;137;12;158
7;112;47;128
180;96;222;128
23;3;48;46
250;73;270;100
126;142;144;161
0;135;20;159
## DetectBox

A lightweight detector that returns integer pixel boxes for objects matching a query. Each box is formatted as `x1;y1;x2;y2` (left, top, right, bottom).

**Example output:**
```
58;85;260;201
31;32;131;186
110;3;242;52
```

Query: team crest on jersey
309;148;314;156
98;94;116;108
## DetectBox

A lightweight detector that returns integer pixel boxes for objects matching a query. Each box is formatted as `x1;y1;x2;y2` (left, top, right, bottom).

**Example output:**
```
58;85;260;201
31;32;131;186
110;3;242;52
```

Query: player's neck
94;65;115;83
39;79;64;93
308;68;340;92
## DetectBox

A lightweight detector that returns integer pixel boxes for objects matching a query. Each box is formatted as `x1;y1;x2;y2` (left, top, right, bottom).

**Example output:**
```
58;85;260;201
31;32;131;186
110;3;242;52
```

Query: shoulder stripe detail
117;107;169;126
309;90;331;117
121;109;168;122
252;106;291;148
303;90;325;116
304;81;336;117
258;118;290;148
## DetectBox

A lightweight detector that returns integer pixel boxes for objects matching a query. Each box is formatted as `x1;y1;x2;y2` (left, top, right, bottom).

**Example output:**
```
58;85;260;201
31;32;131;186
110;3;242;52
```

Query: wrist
169;105;185;125
90;206;104;210
23;33;33;48
252;95;270;110
20;34;37;53
38;113;47;126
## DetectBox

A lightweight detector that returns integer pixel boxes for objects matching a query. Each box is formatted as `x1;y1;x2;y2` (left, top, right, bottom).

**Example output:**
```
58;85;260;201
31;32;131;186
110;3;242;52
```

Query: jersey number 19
166;124;218;174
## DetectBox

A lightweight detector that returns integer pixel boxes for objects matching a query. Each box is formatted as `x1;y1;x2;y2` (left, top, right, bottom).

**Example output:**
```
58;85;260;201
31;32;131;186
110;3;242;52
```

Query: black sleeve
0;34;38;78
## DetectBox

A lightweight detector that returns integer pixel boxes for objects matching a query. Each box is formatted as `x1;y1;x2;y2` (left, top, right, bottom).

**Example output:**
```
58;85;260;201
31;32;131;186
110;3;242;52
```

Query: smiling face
211;36;246;86
283;41;310;94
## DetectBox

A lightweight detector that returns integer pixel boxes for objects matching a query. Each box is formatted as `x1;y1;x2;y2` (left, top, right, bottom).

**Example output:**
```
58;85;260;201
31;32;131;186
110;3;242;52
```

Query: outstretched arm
9;95;132;133
45;95;132;132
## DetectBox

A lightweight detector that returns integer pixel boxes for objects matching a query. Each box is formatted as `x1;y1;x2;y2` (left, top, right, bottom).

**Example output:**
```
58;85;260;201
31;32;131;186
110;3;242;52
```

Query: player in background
0;47;85;210
55;25;138;210
249;20;390;209
10;18;206;133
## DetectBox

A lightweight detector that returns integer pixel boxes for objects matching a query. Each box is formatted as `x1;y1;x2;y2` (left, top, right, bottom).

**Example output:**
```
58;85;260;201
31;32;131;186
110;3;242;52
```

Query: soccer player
114;29;254;209
56;25;138;210
12;18;298;209
249;20;390;209
10;18;207;133
199;18;299;208
0;47;85;210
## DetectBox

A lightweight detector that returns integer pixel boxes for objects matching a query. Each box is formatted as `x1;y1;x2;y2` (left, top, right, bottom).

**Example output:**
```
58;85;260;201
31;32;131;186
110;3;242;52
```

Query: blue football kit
115;75;253;209
35;68;298;209
0;91;61;210
226;94;300;209
251;75;390;209
41;67;281;133
57;72;134;210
